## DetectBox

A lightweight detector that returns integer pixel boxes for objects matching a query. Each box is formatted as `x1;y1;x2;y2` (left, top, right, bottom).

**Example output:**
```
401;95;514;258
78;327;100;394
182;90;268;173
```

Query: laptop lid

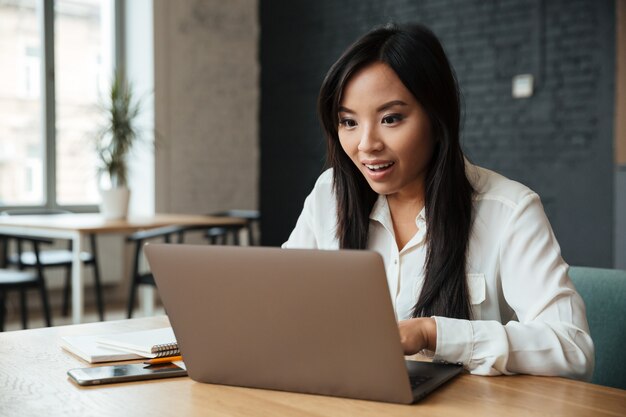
145;244;459;404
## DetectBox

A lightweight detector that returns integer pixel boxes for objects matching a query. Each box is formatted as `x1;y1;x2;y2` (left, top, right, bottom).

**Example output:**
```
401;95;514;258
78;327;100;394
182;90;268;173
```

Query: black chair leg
127;281;138;319
62;265;71;317
92;265;105;321
247;226;254;246
38;281;52;328
19;289;28;329
0;291;6;332
90;235;105;321
127;241;144;319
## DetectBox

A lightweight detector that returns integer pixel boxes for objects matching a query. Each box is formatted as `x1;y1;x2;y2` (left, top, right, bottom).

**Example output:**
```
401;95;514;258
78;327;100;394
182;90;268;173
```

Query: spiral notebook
96;327;179;359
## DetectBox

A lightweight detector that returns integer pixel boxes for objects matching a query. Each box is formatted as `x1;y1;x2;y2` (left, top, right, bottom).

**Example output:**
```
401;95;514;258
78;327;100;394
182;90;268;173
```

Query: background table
0;213;245;323
0;316;623;417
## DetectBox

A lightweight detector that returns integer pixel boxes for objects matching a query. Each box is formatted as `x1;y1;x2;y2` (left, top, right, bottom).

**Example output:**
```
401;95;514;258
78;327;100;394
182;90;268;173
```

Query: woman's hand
397;317;437;355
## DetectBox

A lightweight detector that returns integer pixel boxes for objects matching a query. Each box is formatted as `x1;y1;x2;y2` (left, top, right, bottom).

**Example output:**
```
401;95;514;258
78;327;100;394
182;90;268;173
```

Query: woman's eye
382;114;403;125
339;118;357;128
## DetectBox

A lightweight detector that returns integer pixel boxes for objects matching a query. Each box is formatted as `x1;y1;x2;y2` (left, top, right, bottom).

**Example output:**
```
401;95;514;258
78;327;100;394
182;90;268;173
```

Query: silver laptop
145;244;462;404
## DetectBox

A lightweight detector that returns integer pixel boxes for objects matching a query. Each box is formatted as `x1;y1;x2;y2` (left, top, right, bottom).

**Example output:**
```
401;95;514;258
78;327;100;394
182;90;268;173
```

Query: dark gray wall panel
260;0;616;267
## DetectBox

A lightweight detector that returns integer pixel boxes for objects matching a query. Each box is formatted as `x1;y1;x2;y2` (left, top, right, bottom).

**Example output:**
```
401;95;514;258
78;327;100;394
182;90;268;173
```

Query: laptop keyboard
409;375;432;390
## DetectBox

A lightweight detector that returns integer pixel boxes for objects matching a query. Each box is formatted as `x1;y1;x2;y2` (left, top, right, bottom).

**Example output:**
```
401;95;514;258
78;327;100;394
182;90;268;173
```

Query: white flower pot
99;187;131;220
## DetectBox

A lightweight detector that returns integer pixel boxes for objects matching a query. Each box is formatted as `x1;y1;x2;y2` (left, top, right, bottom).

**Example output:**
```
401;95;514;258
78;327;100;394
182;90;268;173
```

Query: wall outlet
512;74;534;98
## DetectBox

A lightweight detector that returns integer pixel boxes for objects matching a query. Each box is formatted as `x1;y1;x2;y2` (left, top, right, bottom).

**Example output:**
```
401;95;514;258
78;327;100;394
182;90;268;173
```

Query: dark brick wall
260;0;616;267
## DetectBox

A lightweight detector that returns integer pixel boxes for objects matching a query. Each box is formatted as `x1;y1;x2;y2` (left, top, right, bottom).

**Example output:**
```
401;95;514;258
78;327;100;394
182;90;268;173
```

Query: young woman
283;24;594;380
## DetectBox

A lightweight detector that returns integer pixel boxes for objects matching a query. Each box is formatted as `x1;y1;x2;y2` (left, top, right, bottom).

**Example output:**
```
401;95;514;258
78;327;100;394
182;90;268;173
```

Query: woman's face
337;61;434;200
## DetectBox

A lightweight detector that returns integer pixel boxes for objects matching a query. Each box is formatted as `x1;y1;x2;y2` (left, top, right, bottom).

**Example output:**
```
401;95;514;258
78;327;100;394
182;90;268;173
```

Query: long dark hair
317;23;474;320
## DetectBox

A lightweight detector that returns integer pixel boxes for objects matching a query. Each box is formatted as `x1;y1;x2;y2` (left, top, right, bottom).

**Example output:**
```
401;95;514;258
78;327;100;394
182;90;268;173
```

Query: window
0;0;43;206
0;0;116;208
55;0;113;205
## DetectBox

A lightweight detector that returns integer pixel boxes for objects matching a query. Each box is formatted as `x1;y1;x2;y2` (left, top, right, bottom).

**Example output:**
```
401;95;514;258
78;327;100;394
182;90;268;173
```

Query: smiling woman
318;23;474;325
337;62;435;249
282;23;594;381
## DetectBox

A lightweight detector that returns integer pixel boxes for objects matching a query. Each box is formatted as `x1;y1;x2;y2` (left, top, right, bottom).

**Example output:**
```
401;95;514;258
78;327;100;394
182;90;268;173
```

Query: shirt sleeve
281;188;319;249
433;193;594;380
281;170;337;249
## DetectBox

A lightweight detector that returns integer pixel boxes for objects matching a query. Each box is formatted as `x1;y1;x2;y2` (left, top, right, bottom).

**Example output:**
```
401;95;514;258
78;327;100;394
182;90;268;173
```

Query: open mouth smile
364;162;394;171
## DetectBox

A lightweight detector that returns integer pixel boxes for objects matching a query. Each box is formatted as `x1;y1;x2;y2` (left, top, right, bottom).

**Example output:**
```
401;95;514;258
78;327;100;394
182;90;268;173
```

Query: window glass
55;0;113;205
0;0;44;205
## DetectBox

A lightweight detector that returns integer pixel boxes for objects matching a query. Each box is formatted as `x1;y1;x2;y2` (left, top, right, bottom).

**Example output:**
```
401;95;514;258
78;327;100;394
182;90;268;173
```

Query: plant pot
99;187;130;220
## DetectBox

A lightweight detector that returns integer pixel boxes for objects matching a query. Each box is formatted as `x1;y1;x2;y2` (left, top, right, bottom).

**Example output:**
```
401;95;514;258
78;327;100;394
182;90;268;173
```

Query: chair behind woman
569;266;626;389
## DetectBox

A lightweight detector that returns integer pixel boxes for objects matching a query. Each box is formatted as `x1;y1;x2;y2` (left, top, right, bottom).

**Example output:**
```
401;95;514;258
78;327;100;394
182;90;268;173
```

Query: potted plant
95;69;142;219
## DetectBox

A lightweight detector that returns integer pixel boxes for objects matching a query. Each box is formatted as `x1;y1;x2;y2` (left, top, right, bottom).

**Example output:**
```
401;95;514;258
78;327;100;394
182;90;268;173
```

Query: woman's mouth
362;161;395;180
364;161;394;172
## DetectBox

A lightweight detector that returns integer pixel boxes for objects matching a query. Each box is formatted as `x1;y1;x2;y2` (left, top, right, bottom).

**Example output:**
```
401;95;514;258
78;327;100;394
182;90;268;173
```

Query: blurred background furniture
126;211;260;318
0;213;245;323
1;209;104;321
206;209;260;246
568;266;626;390
0;235;51;331
126;225;186;318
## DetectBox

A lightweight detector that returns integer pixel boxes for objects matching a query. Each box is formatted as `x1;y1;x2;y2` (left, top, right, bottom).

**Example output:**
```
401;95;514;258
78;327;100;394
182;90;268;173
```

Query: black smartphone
67;362;187;386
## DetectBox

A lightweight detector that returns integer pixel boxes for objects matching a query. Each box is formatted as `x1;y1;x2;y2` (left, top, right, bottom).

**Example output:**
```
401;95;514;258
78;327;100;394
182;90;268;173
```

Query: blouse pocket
467;273;486;319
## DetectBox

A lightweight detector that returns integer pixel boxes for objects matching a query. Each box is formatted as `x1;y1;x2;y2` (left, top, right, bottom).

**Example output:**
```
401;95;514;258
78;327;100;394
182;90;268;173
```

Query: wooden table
0;213;245;323
0;316;623;417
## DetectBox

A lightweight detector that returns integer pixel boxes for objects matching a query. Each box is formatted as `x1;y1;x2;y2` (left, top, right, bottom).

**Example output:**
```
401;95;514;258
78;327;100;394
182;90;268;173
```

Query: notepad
60;334;145;364
96;327;179;358
60;327;178;363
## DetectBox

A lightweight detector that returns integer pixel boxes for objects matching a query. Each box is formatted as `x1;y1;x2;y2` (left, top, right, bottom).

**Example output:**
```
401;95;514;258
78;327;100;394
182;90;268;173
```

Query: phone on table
67;362;187;386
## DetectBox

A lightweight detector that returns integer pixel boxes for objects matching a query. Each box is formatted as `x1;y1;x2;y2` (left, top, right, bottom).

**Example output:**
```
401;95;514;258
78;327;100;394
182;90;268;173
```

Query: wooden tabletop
0;317;624;417
0;213;245;234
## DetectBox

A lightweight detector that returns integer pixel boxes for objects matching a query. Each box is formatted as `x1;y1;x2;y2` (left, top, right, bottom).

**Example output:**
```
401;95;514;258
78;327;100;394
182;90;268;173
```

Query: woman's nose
357;126;383;152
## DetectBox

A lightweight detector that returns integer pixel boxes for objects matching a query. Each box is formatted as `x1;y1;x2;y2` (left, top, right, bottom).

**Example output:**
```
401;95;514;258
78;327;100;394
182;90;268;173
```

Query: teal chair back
568;266;626;389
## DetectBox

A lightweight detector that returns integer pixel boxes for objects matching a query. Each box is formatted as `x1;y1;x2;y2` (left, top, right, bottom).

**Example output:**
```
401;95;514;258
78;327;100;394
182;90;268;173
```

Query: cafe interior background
0;0;624;326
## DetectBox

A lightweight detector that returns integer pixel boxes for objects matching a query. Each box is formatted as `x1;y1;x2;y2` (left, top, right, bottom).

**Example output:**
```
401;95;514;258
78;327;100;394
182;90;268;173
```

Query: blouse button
394;259;398;265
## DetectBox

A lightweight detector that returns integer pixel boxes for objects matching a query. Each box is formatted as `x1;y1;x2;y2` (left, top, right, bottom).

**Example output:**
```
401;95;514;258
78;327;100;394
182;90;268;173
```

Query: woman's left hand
397;317;437;355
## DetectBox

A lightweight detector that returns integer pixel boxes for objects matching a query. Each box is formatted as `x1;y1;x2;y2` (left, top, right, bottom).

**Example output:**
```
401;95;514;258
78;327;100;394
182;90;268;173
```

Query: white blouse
282;164;594;380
